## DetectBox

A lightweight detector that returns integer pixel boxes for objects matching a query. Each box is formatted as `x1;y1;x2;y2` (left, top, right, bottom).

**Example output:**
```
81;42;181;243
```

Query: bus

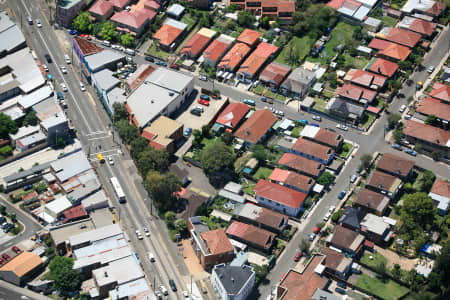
110;177;126;203
97;153;105;163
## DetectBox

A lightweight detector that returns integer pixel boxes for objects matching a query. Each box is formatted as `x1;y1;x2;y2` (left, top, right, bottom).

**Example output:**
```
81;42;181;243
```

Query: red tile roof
153;23;183;47
384;27;422;48
278;153;324;178
74;37;104;56
367;170;399;191
378;43;411;61
330;225;364;251
62;205;87;222
354;188;389;213
218;43;251;71
416;97;450;121
203;39;230;64
321;246;347;271
430;179;450;199
259;62;292;86
200;229;234;255
126;64;156;92
180;33;212;58
376;153;415;178
111;8;156;30
216;102;250;129
337;83;377;103
347;69;387;88
237;29;261;47
403;120;450;147
234;109;277;144
254;179;307;209
292;137;335;162
313;128;342;148
22;191;38;202
108;0;131;9
89;0;114;17
429;83;450;103
368;58;399;78
226;221;276;250
144;0;160;11
277;0;296;12
368;38;393;51
409;18;437;36
327;0;345;9
238;42;278;78
269;168;315;192
427;2;446;16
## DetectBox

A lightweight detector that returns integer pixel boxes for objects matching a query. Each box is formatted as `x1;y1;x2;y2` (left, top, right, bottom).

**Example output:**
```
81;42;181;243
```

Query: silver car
60;83;68;92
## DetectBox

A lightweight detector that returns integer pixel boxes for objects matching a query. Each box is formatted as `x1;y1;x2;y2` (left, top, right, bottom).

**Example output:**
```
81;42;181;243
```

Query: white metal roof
18;85;53;109
300;125;320;138
45;196;72;215
0;24;26;53
8;125;40;141
92;69;120;92
146;67;193;93
2;106;24;121
40;112;67;130
167;4;185;17
85;50;125;72
0;11;15;33
69;223;122;247
164;18;187;31
109;278;151;299
73;234;127;260
92;255;144;287
51;150;91;182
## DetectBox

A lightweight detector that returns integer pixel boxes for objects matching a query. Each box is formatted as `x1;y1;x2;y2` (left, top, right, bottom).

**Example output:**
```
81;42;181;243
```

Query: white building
211;264;255;300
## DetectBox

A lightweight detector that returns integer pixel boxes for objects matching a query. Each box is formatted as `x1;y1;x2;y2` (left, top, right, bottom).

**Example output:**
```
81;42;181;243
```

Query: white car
399;104;406;113
136;231;143;240
108;156;114;165
79;82;86;91
336;124;348;131
275;110;284;117
328;206;336;214
404;114;412;120
111;44;121;50
42;64;48;72
312;115;322;121
199;75;208;81
61;66;67;74
323;212;331;221
148;252;155;262
143;227;150;237
126;56;133;63
36;19;42;28
182;291;189;299
160;285;168;296
60;83;68;92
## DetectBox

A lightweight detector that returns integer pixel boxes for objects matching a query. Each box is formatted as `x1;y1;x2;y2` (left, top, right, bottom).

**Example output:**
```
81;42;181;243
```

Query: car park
80;82;86;91
294;251;302;262
190;108;202;116
60;83;68;92
44;54;52;63
392;143;402;151
36;19;42;28
184;128;192;137
405;149;417;156
338;190;346;200
399;104;406;113
198;99;209;106
169;279;177;292
160;285;168;296
143;227;150;237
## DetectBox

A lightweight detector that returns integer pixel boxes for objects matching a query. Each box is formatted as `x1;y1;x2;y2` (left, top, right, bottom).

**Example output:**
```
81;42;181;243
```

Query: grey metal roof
146;67;194;93
18;85;53;109
0;47;43;87
69;223;122;247
328;97;364;117
106;87;126;108
51;150;91;182
364;17;382;27
17;131;46;147
0;24;26;53
3;106;25;120
281;67;315;94
67;178;101;203
213;264;255;295
167;4;185;17
312;289;342;300
9;125;40;141
92;69;120;92
41;112;68;130
0;11;15;33
164;18;187;31
354;6;371;21
218;189;246;203
85;50;125;72
3;162;51;183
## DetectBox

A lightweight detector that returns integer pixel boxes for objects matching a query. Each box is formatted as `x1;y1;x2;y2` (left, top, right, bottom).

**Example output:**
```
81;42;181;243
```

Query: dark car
338;190;346;200
337;281;347;289
169;63;180;70
169;279;177;292
3;223;14;233
0;258;5;265
405;149;417;156
145;56;154;62
190;108;202;116
261;96;267;102
44;54;52;63
335;287;346;295
0;217;5;224
69;29;77;35
23;184;33;191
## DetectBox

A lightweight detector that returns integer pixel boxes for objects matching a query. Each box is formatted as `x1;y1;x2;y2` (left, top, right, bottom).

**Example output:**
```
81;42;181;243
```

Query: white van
102;40;111;47
64;54;71;64
148;252;155;262
125;48;135;56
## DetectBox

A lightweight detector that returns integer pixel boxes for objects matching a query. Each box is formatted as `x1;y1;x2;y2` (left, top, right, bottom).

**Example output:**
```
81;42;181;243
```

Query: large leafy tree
23;111;38;126
130;137;149;159
48;257;81;296
401;192;436;231
201;141;235;187
112;103;128;122
237;10;255;27
359;154;373;171
72;12;92;33
137;148;169;175
0;112;18;139
145;171;181;212
429;241;450;295
101;21;116;41
120;33;134;47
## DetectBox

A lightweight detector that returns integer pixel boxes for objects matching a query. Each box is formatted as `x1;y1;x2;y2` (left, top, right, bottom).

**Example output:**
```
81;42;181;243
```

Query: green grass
381;16;398;27
360;112;376;130
147;42;169;60
243;183;256;196
253;84;265;94
323;90;335;99
337;142;353;158
181;15;196;32
275;36;314;67
360;251;388;269
313;97;328;113
275;94;287;102
290;125;304;138
254;167;273;180
356;274;409;300
264;89;276;99
343;54;370;69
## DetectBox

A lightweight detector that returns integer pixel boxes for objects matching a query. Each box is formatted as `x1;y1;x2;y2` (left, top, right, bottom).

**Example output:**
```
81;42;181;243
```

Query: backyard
275;36;315;67
356;274;409;300
253;167;272;180
312;97;328;113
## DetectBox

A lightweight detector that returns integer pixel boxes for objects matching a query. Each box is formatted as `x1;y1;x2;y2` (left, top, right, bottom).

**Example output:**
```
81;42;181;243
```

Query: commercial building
0;251;43;286
0;11;26;55
50;150;92;183
83;50;126;75
141;116;183;153
56;0;87;27
211;264;255;300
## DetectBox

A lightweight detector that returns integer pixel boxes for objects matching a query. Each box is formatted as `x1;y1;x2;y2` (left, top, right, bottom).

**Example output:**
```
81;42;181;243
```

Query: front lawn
337;142;353;158
290;125;305;138
356;274;409;300
264;89;276;99
343;54;370;70
252;84;265;95
181;15;197;32
313;97;328;113
254;167;273;180
147;42;169;60
243;183;256;196
360;112;376;130
275;36;314;67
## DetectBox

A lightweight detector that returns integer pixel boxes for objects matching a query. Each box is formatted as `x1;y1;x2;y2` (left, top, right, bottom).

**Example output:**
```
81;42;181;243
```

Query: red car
313;226;320;234
198;99;209;106
169;63;180;70
11;246;21;254
0;258;5;265
2;253;10;261
80;34;86;38
294;251;302;262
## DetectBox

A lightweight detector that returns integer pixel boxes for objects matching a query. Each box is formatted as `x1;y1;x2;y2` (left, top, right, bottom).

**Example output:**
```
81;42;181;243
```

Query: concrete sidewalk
0;280;51;300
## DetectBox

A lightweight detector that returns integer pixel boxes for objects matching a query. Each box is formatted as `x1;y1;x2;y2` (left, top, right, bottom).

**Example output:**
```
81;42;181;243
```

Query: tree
145;171;181;212
115;120;139;144
91;22;104;36
221;131;234;146
198;16;210;28
413;234;426;255
388;113;401;128
261;16;270;29
137;148;169;175
48;257;81;296
401;192;436;230
0;112;18;139
8;213;16;223
425;114;439;126
237;10;255;27
112;103;128;122
392;264;402;280
252;264;269;284
164;211;176;228
0;145;13;157
327;71;338;89
431;241;450;294
130;137;149;158
0;205;5;215
23;111;38;126
393;128;403;143
431;151;441;161
398;60;412;71
201;125;211;139
416;170;435;193
72;12;92;33
374;259;387;276
299;238;310;252
56;137;64;148
317;172;335;187
223;4;238;13
251;144;268;162
201;141;235;177
120;33;134;47
360;154;372;170
353;27;362;40
101;21;116;41
192;129;203;149
174;219;188;234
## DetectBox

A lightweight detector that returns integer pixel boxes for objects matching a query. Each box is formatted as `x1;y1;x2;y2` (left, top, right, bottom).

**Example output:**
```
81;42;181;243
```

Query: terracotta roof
330;225;364;251
387;8;402;17
226;221;276;250
111;9;156;30
62;204;87;222
238;42;278;77
278;153;324;177
376;153;415;178
126;64;156;92
416;97;450;121
430;179;450;199
327;0;345;9
180;33;211;58
368;38;393;51
292;137;335;162
218;43;251;71
367;170;400;191
0;251;42;277
368;58;399;78
409;18;437;36
22;191;38;202
144;0;160;11
153;24;183;47
347;69;387;88
269;168;315;192
216;102;250;129
254;179;307;209
259;62;292;86
108;0;131;9
378;43;411;61
313;128;342;148
278;256;328;300
403;120;450;147
237;29;261;47
74;37;104;56
429;83;450;103
354;188;389;213
250;204;286;230
337;83;377;103
277;0;296;12
320;246;346;271
234;109;277;144
384;27;421;48
203;39;230;63
89;0;114;17
200;228;234;255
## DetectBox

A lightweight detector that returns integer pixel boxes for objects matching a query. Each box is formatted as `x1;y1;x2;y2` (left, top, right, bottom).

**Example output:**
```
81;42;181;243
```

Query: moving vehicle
312;115;321;121
298;119;308;125
97;153;105;163
198;99;209;106
199;75;208;81
60;83;68;92
61;66;67;74
108;156;114;165
338;190;347;200
44;54;52;63
392;143;402;151
336;124;348;131
261;96;267;102
148;252;155;262
111;177;126;203
160;285;168;296
294;251;302;262
243;99;255;106
102;40;111;47
182;291;189;299
155;291;162;300
36;19;42;28
405;149;417;156
399;104;406;113
143;227;150;237
190;108;202;116
80;82;86;91
169;279;177;292
136;230;143;240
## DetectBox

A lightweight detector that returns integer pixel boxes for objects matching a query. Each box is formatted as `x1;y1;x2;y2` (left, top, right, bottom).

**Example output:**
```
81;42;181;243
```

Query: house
398;16;437;36
360;213;393;244
416;97;450;126
188;217;235;270
234;109;277;145
218;43;252;73
353;188;390;216
378;43;412;62
376;153;415;180
286;137;335;165
89;0;115;21
277;153;325;178
211;264;255;300
299;125;343;149
56;0;87;28
276;255;329;300
152;19;187;52
403;120;450;157
429;82;450;104
281;66;316;98
110;7;157;37
345;69;387;90
328;0;372;22
180;28;216;59
269;168;315;194
320;247;353;280
378;27;422;48
226;221;276;252
237;42;278;82
259;62;292;88
327;225;365;256
104;0;132;10
339;206;364;231
366;170;403;199
232;203;288;233
326;97;365;124
254;179;307;217
0;251;43;286
140;116;183;153
144;0;161;12
336;83;377;106
215;103;250;132
367;58;399;78
202;34;235;67
428;179;450;215
167;3;185;19
236;29;261;48
363;17;382;32
229;0;296;23
401;0;446;20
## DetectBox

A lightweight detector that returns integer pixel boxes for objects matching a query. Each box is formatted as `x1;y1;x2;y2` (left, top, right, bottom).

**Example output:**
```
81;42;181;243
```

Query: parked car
392;143;402;151
60;83;68;92
145;56;154;62
0;258;5;265
323;212;331;221
338;190;346;200
200;94;210;101
275;110;284;117
160;285;168;296
405;149;417;156
243;98;255;106
169;279;177;292
184;128;192;137
427;65;435;73
336;124;348;131
404;114;412;120
182;291;189;299
294;251;302;262
335;287;346;295
201;287;208;294
313;226;320;234
61;66;67;74
148;252;155;262
312;115;321;121
101;40;111;47
199;75;208;81
155;291;162;300
399;104;406;113
156;60;167;66
12;246;21;254
310;123;319;127
56;92;64;100
1;254;10;261
308;233;316;241
337;281;347;289
328;206;336;214
298;119;308;125
44;53;52;63
69;29;77;35
169;63;180;70
36;19;42;28
80;82;86;91
261;96;267;102
190;108;202;116
23;184;33;191
198;99;210;106
26;16;33;25
350;175;357;183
